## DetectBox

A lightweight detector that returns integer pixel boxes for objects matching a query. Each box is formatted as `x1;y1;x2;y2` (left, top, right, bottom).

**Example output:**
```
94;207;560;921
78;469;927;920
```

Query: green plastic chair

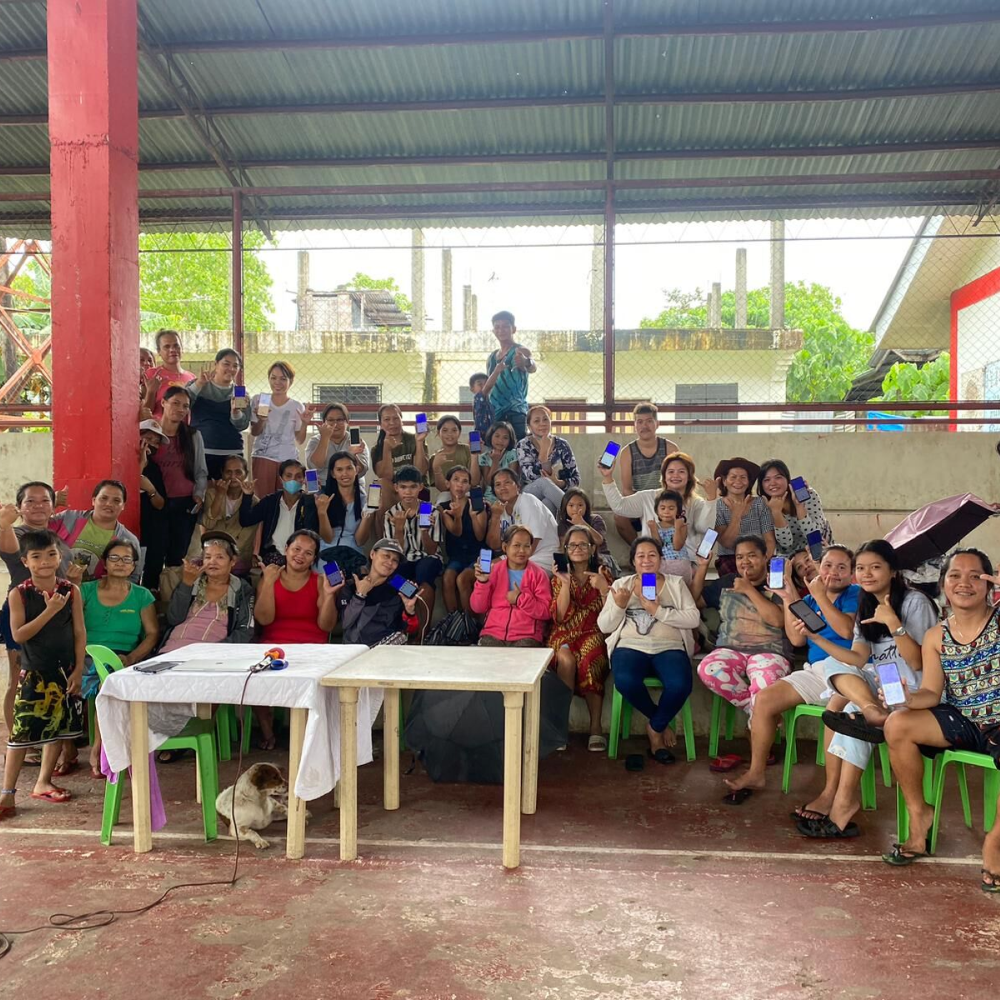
215;703;252;760
607;680;695;762
780;704;826;793
708;694;737;759
89;645;220;845
928;749;1000;855
895;756;937;845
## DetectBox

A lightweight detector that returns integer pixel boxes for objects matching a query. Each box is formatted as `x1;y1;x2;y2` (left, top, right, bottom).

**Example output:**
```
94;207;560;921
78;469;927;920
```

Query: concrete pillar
48;0;139;524
705;289;714;326
463;285;473;331
710;282;722;327
470;293;478;332
735;248;747;328
411;228;425;333
590;223;604;334
441;249;453;333
296;249;310;330
770;220;785;330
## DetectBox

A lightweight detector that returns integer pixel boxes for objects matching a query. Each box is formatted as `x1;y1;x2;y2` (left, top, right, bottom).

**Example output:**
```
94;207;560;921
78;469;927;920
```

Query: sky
260;216;923;333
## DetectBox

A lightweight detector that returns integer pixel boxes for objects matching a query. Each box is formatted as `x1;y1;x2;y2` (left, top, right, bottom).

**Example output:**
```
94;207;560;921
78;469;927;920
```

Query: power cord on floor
0;669;258;961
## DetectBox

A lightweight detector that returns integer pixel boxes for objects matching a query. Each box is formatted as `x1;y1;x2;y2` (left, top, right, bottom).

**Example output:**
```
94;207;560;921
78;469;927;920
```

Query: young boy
438;466;488;614
469;372;496;440
1;529;87;820
384;465;445;628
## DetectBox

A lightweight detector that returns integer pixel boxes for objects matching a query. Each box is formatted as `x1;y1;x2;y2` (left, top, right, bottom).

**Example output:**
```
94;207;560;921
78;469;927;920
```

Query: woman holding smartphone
318;450;378;579
515;405;580;517
598;536;701;763
249;361;307;498
757;459;833;557
186;348;251;480
550;526;613;750
335;539;419;647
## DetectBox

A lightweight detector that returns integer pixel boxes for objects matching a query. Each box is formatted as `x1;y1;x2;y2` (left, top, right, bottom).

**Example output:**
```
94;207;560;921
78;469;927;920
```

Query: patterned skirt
8;667;84;748
548;628;610;696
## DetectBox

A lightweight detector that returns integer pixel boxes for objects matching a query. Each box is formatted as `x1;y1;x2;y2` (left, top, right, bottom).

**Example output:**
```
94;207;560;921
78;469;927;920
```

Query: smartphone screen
233;385;246;398
641;572;657;600
599;441;621;469
696;528;718;559
479;549;492;574
806;529;824;561
350;427;361;446
469;431;482;454
768;557;785;590
790;476;810;503
470;487;484;513
257;392;272;416
305;469;320;494
877;661;907;706
418;501;433;528
365;482;382;510
789;599;826;633
553;552;569;573
324;561;344;587
390;574;419;599
415;413;428;435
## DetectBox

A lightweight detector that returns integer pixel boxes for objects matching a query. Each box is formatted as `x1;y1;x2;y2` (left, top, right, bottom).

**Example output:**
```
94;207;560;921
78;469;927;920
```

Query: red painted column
47;0;139;528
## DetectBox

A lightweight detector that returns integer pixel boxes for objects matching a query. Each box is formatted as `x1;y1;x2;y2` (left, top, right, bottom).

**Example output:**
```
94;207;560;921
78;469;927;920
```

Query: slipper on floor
0;805;16;822
648;747;676;765
796;816;860;839
90;768;105;781
789;805;828;822
709;754;743;773
51;759;79;778
587;734;608;752
723;788;753;806
981;869;1000;893
30;787;72;804
882;840;931;866
156;749;191;764
23;753;41;767
821;710;886;744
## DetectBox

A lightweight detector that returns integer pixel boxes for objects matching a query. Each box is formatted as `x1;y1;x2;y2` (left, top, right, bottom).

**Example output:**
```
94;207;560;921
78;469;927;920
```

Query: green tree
873;352;950;417
641;281;875;403
338;271;412;318
138;231;274;333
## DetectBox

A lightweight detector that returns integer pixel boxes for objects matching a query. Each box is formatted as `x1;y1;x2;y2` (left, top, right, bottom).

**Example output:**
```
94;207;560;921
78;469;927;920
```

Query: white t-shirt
854;588;939;689
513;492;559;575
272;498;299;554
251;396;304;462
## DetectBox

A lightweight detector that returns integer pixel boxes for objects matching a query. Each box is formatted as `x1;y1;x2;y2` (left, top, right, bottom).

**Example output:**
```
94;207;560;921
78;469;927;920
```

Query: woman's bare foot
725;768;767;792
801;790;836;818
981;829;1000;890
646;723;664;754
662;727;677;749
860;702;890;727
901;802;935;854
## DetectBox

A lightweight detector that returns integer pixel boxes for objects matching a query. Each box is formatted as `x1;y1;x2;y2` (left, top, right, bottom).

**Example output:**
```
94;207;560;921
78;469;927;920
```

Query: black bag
423;609;482;647
318;545;368;580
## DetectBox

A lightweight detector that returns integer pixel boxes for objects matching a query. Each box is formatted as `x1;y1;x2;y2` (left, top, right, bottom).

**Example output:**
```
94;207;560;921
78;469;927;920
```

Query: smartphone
349;427;361;446
806;529;824;562
304;469;320;494
641;572;657;600
365;482;382;510
389;574;419;599
257;392;272;417
415;413;428;435
469;431;482;455
324;561;344;587
789;599;826;633
470;486;484;513
599;441;620;469
553;552;569;573
876;660;907;707
768;557;785;590
790;476;810;503
133;660;176;674
479;549;493;574
418;501;433;528
696;528;718;559
233;385;246;398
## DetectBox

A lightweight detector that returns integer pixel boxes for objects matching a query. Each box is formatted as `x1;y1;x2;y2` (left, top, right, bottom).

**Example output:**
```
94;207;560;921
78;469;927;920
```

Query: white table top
320;645;553;692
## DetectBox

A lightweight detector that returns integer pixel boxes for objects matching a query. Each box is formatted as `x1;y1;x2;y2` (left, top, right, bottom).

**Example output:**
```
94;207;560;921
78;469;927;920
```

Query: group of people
1;311;998;894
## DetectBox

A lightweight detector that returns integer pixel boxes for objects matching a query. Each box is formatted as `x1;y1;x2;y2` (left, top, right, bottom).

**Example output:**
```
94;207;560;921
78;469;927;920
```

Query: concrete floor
1;661;998;998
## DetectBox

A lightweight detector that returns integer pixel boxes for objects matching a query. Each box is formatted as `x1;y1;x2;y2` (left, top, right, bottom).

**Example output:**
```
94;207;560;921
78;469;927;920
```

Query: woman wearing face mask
516;405;580;517
249;361;308;498
238;459;324;566
305;402;370;484
186;348;251;480
336;539;420;647
317;451;378;580
757;458;832;558
708;457;776;576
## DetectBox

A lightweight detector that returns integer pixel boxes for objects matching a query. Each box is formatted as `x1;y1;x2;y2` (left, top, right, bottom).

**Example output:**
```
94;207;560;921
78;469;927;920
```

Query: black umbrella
884;493;997;570
404;673;572;785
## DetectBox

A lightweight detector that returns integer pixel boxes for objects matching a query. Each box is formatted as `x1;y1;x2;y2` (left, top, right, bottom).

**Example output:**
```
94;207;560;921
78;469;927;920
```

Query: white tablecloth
96;643;381;801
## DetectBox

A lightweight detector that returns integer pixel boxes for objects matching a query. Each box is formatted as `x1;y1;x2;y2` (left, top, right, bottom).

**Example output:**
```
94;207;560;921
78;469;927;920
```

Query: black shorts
921;705;1000;766
397;556;443;587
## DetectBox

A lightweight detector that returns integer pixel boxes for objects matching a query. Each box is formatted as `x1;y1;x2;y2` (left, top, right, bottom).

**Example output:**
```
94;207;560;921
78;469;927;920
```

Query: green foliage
640;281;875;403
873;353;951;417
138;231;274;333
338;271;412;318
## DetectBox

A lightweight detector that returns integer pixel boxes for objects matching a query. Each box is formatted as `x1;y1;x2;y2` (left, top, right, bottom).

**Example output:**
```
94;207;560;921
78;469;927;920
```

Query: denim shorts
397;556;443;586
444;558;474;574
922;705;1000;766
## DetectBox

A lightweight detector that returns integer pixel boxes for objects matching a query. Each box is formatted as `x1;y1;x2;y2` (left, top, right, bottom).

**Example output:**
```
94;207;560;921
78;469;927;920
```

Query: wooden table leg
339;688;360;861
502;691;525;869
286;707;308;860
195;703;212;720
521;679;541;814
129;701;152;854
383;688;400;811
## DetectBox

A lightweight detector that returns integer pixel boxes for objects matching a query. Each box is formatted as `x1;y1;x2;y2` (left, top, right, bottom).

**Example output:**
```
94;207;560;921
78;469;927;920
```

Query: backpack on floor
423;610;481;647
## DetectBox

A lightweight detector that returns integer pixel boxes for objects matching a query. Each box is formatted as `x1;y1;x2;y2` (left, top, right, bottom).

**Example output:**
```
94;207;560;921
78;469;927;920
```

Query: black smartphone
553;552;569;573
470;487;484;513
350;427;361;446
789;600;826;633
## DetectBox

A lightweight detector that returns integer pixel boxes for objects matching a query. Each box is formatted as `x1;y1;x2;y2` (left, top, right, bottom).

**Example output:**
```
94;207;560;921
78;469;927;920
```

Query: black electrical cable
0;668;259;961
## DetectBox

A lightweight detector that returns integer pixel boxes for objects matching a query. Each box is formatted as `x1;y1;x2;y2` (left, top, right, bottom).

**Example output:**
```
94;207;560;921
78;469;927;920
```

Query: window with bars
312;384;382;407
674;383;738;433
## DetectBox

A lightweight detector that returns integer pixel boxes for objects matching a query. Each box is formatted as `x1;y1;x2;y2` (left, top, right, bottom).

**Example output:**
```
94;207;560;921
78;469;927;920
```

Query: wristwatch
893;625;906;637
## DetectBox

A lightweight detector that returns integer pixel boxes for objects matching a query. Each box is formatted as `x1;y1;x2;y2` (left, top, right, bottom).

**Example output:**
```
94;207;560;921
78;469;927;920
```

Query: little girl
647;489;691;584
1;529;86;820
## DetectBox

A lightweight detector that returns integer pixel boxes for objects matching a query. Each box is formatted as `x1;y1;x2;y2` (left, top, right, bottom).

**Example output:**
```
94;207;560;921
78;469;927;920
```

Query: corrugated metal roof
2;0;1000;233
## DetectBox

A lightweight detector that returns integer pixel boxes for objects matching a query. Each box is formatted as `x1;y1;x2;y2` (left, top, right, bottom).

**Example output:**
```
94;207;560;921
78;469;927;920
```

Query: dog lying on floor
215;762;309;849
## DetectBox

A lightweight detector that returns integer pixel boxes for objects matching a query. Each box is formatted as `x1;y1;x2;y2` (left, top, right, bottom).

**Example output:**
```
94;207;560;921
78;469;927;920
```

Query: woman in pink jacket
471;524;552;646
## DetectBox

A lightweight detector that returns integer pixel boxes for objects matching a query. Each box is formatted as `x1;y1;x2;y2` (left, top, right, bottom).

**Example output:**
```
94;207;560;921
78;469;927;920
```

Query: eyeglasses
106;554;135;564
565;542;590;551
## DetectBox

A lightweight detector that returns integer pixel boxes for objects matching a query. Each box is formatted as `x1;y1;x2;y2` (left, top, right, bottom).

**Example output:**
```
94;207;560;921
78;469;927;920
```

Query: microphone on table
251;647;288;673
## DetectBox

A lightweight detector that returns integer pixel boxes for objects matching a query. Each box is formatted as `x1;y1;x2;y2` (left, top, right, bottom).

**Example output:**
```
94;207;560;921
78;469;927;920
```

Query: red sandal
709;754;743;773
30;786;72;804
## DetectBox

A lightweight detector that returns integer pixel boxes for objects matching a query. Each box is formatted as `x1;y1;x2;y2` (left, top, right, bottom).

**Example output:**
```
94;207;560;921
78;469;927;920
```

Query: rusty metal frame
0;238;51;408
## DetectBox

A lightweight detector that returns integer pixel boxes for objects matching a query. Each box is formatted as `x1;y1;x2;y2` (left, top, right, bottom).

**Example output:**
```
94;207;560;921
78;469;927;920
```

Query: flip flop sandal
789;805;828;822
723;788;753;806
0;805;16;822
981;869;1000;894
648;748;676;765
821;710;886;744
156;749;191;764
31;787;72;804
587;735;608;752
882;840;931;866
90;768;105;781
23;753;41;767
796;816;860;839
51;759;79;778
709;754;743;773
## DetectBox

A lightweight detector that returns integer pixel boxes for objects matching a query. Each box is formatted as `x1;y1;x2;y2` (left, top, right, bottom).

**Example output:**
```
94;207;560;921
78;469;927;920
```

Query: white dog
216;762;295;850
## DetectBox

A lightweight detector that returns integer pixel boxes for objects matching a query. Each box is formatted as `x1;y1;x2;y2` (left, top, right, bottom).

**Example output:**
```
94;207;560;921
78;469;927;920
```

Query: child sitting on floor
1;529;87;820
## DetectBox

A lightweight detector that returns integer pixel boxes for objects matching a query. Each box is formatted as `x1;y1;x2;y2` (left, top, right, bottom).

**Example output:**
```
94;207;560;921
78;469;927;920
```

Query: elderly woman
515;404;580;517
549;525;613;750
598;536;701;763
707;457;776;576
757;458;832;558
186;348;252;479
143;329;196;420
336;538;420;647
305;402;371;484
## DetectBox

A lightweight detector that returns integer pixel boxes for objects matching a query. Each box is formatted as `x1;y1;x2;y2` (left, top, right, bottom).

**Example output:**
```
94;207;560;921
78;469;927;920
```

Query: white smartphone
304;469;320;494
257;392;272;418
768;557;784;590
696;528;718;559
365;482;382;510
876;660;907;707
479;549;492;574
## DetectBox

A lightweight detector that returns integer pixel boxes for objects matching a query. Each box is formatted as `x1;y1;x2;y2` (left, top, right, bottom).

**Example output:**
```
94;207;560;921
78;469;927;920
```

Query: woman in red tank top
252;529;342;747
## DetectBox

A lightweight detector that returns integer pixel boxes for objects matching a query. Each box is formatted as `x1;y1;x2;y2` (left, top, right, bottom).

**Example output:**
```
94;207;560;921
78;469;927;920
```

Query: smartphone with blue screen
790;476;810;503
470;487;484;513
305;469;320;494
768;557;785;590
641;572;657;600
876;660;907;706
599;441;621;469
806;529;824;562
479;549;492;574
418;501;433;528
469;431;482;454
390;575;419;599
415;413;428;435
324;561;344;587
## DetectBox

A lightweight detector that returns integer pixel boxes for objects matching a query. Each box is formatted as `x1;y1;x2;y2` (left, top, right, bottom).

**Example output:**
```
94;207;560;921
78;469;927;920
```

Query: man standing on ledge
486;310;537;442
